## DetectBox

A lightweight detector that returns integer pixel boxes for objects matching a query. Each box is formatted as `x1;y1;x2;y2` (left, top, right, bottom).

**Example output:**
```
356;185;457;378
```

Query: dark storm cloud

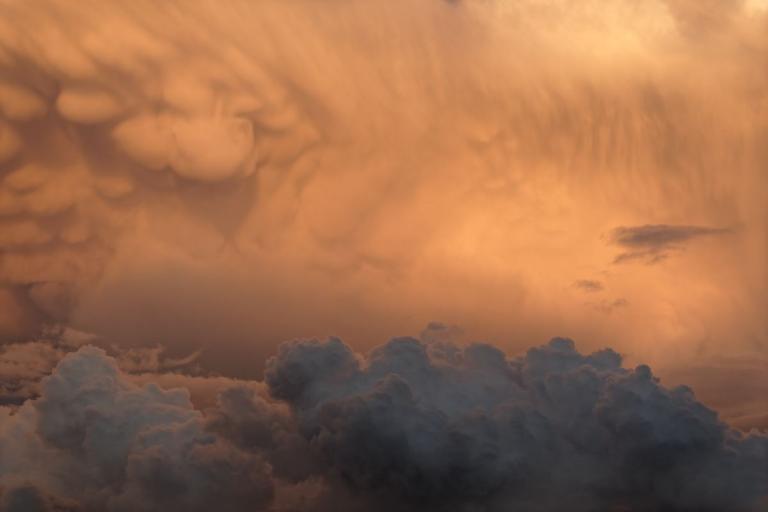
0;483;78;512
609;224;732;264
2;334;767;511
263;335;767;511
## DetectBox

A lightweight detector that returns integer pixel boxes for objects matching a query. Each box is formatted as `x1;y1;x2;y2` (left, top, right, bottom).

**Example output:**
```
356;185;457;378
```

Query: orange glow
0;0;765;426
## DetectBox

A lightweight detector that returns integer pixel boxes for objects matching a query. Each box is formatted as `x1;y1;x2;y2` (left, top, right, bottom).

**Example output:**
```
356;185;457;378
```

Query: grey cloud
0;483;78;512
2;334;767;511
609;224;731;264
0;346;274;512
264;335;768;511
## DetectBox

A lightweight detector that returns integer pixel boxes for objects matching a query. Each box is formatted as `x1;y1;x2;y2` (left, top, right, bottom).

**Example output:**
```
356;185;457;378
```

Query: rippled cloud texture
0;0;766;507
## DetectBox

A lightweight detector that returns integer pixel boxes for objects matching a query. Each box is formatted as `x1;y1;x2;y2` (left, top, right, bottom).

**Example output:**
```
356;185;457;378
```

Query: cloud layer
0;2;765;506
0;0;764;378
1;333;766;511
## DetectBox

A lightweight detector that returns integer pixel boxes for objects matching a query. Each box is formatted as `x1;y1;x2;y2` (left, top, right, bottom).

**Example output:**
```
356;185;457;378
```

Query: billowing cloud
0;1;765;507
0;346;275;512
0;327;201;408
1;334;766;511
265;335;768;510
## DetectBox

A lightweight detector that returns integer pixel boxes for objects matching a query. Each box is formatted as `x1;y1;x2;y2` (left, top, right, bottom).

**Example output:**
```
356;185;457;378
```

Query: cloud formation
266;335;768;511
0;2;765;505
0;326;202;408
2;333;765;511
609;224;732;264
0;0;763;376
1;346;274;512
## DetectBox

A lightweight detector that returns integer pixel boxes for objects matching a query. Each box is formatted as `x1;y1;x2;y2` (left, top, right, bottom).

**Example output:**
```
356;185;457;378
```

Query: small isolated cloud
574;279;604;292
609;224;731;264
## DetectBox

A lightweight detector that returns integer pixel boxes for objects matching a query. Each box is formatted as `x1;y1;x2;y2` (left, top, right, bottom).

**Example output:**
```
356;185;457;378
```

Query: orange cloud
0;0;764;426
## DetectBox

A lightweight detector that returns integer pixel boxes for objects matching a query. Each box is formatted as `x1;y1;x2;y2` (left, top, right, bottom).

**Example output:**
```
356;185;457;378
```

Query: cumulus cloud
263;335;768;511
609;224;733;264
1;333;766;511
0;346;274;512
0;327;201;408
0;3;765;507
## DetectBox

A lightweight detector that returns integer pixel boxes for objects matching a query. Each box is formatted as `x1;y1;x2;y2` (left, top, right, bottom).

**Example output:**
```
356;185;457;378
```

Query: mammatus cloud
609;224;732;264
0;0;764;376
0;1;765;507
1;333;766;511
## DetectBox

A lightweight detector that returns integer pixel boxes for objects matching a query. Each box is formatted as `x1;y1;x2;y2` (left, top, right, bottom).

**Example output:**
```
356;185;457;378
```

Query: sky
0;0;766;511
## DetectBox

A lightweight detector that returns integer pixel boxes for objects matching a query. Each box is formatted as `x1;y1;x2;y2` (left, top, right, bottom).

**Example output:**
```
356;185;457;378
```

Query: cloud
0;327;201;409
0;341;65;405
609;224;732;264
574;279;604;292
263;335;767;511
0;482;78;512
0;346;275;512
0;6;764;508
0;0;763;369
1;333;767;511
662;356;768;432
112;113;257;182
